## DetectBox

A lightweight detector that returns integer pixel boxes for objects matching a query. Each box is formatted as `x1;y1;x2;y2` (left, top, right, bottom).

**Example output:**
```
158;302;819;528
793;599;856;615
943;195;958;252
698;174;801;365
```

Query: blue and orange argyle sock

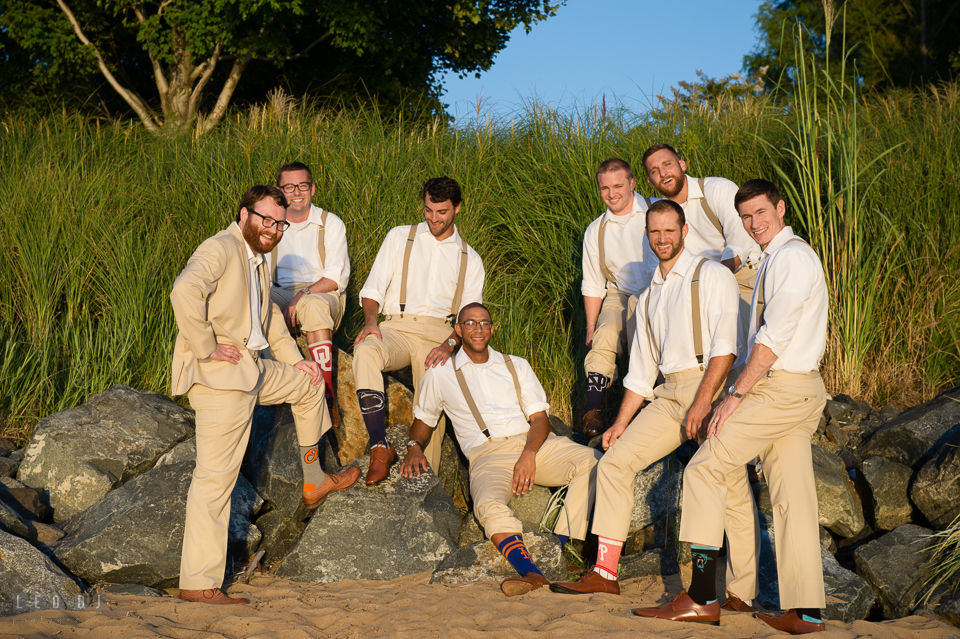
497;534;542;577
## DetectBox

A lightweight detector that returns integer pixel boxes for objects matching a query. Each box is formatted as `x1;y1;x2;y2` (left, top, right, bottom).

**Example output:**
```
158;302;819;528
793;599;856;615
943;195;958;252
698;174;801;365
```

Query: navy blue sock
555;534;569;548
795;608;822;623
688;545;719;605
497;535;542;577
585;372;610;413
357;389;387;446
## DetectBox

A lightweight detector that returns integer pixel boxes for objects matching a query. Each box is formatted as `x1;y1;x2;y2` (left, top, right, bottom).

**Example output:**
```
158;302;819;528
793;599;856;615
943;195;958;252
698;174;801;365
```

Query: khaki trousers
180;357;331;590
680;371;827;609
591;368;759;600
353;315;453;472
584;289;638;380
470;433;601;539
270;285;346;334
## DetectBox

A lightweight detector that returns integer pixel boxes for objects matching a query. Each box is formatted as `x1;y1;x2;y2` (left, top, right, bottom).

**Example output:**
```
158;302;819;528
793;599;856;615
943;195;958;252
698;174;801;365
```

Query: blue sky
440;0;763;121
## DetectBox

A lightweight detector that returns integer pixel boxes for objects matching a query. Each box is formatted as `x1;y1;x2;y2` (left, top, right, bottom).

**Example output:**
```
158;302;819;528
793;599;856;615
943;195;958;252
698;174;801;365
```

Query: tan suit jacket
170;223;303;396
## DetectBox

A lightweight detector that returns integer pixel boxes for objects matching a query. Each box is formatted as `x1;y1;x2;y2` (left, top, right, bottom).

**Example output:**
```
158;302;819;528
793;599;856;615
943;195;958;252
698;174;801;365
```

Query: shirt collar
416;220;462;245
307;204;324;226
684;175;703;200
761;225;797;259
651;247;696;284
603;192;644;224
454;346;504;371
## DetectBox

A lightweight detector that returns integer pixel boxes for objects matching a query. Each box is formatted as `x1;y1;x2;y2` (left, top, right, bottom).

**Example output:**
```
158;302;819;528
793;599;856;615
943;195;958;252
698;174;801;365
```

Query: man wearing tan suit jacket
171;185;360;606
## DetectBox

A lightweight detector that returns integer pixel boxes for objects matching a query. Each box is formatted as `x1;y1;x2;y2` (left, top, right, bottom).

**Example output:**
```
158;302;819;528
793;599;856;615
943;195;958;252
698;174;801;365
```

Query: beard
241;220;280;254
655;172;686;198
651;240;684;263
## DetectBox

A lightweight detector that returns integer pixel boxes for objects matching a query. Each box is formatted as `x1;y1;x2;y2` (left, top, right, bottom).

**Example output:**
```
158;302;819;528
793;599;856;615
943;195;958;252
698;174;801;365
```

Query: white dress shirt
241;233;269;352
681;176;762;267
748;226;828;372
581;192;658;298
274;204;350;292
414;348;550;458
359;222;484;318
623;249;741;398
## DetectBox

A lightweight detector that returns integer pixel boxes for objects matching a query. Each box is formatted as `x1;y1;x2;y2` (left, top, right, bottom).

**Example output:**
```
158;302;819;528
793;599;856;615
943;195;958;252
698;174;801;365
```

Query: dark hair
645;199;686;228
457;302;491;324
596;158;633;182
734;179;783;212
236;185;288;222
640;143;681;173
423;177;462;206
275;161;313;186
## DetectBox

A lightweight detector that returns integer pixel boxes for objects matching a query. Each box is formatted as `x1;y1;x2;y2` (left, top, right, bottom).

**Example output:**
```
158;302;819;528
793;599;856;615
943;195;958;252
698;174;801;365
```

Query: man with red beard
170;185;360;606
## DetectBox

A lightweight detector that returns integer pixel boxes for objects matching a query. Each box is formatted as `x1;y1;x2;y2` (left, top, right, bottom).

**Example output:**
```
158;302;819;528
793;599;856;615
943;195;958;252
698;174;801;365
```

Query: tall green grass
1;77;958;442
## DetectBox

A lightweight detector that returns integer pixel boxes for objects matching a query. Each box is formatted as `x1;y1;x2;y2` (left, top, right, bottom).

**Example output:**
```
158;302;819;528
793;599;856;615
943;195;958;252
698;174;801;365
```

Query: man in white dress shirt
401;303;601;597
635;180;829;634
641;144;761;323
552;199;758;611
353;177;485;485
270;161;351;428
580;158;658;439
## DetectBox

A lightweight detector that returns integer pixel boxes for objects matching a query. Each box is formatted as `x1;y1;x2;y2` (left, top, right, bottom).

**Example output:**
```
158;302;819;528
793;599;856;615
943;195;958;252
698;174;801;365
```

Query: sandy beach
3;567;956;639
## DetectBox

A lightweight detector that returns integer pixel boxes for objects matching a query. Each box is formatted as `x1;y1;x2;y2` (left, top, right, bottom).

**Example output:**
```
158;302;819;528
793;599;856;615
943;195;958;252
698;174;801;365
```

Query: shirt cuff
707;340;737;362
319;268;344;289
413;406;440;428
755;331;788;357
522;401;550;421
623;374;654;400
358;288;385;308
581;284;607;298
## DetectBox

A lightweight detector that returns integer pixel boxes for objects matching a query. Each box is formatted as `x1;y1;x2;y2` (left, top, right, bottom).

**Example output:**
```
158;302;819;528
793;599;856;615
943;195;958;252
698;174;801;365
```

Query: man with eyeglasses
401;303;600;597
353;177;485;486
170;185;360;606
270;162;351;428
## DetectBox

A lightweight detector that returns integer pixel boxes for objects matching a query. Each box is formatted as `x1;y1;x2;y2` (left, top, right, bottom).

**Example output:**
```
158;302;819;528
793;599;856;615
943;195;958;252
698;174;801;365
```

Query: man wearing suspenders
641;144;761;327
553;200;759;613
401;303;601;597
637;181;829;633
269;162;351;428
353;177;485;485
580;158;658;439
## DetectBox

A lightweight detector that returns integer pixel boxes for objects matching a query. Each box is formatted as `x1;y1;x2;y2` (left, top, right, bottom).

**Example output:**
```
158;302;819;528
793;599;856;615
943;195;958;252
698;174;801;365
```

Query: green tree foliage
745;0;960;93
0;0;561;131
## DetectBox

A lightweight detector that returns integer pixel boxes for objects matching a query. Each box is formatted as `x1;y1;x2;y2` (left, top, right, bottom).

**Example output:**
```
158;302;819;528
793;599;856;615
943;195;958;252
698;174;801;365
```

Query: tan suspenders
755;237;806;330
696;177;724;236
270;209;329;285
399;224;468;318
597;196;654;287
454;354;525;440
644;257;709;370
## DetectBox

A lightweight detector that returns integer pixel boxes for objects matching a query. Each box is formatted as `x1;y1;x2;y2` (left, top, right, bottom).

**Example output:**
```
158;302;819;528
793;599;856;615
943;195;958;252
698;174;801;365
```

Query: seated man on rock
400;302;601;596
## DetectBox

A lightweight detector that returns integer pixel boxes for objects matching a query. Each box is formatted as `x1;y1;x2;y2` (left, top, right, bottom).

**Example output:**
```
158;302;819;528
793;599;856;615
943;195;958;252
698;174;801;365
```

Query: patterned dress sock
357;389;387;446
687;545;720;605
308;341;335;398
299;442;326;490
497;534;542;577
585;372;610;413
593;536;623;580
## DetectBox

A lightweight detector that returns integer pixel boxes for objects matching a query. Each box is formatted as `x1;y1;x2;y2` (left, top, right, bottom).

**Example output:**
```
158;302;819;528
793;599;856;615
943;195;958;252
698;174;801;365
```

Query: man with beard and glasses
269;161;351;428
552;199;759;618
401;303;600;597
170;185;360;606
353;177;485;485
641;144;761;328
580;158;658;440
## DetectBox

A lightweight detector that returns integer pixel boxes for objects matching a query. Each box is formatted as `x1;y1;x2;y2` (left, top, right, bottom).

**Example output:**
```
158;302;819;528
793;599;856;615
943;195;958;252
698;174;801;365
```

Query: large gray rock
911;429;960;529
0;456;18;478
276;457;461;583
856;456;913;531
757;514;874;621
858;387;960;468
254;509;306;565
623;454;683;535
913;582;960;628
458;484;559;545
0;484;49;522
0;529;84;616
17;385;195;521
813;446;866;538
430;533;565;584
854;524;936;619
54;456;263;589
0;498;63;547
619;549;680;581
242;405;313;521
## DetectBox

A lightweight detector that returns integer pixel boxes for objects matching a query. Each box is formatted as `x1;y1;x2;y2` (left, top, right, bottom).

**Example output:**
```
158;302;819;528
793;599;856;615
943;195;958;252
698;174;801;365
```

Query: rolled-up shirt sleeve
515;358;550;419
413;366;444;429
581;219;607;299
703;263;740;362
358;226;402;308
622;291;660;399
754;247;816;356
319;214;351;292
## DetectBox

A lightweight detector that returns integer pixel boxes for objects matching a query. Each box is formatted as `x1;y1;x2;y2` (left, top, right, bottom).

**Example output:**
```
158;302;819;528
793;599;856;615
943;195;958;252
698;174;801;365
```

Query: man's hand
720;256;741;273
602;420;628;450
353;324;382;347
706;395;741;439
283;294;305;328
586;325;596;348
209;344;242;365
295;359;323;386
425;343;453;368
684;397;713;441
512;450;537;495
400;445;430;478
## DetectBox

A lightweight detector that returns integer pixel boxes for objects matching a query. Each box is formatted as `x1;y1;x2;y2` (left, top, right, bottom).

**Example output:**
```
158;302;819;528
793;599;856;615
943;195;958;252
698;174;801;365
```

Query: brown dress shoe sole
178;588;249;605
500;573;549;597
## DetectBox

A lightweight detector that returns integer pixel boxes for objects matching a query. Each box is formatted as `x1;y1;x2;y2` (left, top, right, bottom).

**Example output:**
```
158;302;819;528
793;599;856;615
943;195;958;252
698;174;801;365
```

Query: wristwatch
726;384;745;399
444;337;458;349
407;440;423;449
298;288;311;295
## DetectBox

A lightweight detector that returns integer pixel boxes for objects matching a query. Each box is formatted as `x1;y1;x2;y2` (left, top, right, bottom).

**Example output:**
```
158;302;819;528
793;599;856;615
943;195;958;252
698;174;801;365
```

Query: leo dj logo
12;592;105;613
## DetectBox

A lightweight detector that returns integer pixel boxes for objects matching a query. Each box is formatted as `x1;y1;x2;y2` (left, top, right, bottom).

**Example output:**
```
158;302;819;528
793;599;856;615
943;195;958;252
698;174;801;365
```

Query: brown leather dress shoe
755;609;825;634
303;466;361;509
721;592;755;612
582;409;605;439
365;445;397;485
500;572;550;597
549;569;620;595
178;588;249;605
632;590;720;626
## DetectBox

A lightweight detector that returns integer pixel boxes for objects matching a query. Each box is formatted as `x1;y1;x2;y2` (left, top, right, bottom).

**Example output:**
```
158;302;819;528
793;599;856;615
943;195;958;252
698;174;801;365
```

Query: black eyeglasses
248;209;291;231
279;182;312;194
459;320;493;330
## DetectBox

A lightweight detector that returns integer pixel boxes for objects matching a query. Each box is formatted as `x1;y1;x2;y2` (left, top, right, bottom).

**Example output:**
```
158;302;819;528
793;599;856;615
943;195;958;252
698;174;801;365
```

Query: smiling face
597;169;637;216
277;168;315;220
644;149;687;198
736;194;786;249
646;208;688;265
455;305;494;356
239;197;287;254
424;196;459;240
